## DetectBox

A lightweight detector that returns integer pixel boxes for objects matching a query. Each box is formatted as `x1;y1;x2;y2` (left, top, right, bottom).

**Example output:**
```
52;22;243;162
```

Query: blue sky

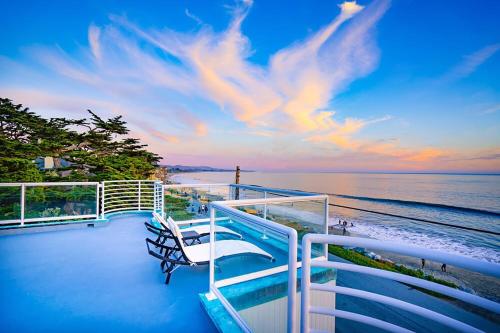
1;0;499;172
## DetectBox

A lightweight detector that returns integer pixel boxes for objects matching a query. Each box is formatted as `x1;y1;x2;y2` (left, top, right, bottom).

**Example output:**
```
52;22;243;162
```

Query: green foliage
328;245;458;291
0;158;43;182
0;98;160;182
164;194;194;220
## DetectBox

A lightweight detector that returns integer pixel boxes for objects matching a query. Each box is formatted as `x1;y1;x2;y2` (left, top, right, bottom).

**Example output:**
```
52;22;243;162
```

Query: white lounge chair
166;215;243;242
146;213;274;284
148;213;242;245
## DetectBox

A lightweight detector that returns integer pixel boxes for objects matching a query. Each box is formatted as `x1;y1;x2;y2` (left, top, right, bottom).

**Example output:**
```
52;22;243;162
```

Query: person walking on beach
342;227;347;235
441;263;447;272
421;258;426;269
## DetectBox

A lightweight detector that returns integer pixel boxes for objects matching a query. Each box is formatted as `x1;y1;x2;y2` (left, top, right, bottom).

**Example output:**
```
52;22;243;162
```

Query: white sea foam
331;217;500;264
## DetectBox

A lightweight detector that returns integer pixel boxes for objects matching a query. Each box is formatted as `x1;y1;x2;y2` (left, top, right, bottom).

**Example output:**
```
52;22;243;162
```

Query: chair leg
165;263;174;284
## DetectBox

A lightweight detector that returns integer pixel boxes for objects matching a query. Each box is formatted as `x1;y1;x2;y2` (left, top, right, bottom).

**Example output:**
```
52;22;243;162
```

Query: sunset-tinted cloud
0;0;498;172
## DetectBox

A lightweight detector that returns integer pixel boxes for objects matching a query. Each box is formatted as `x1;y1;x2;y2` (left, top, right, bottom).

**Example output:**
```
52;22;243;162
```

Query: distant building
35;157;71;170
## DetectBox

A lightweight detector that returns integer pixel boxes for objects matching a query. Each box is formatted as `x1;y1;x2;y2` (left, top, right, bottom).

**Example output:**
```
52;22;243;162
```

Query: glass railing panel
164;185;230;220
234;198;328;260
211;207;291;333
0;185;21;225
212;209;289;282
24;184;97;223
237;187;266;200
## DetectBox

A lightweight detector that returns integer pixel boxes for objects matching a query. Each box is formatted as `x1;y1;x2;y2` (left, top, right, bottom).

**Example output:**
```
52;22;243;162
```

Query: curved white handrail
102;180;158;217
301;234;500;333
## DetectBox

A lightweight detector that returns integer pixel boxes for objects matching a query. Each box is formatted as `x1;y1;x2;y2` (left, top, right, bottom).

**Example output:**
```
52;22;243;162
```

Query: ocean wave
331;217;500;264
330;193;500;217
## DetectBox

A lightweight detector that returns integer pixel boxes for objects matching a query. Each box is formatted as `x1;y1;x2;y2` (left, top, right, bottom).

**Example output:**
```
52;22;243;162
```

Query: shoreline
168;172;500;302
329;225;500;303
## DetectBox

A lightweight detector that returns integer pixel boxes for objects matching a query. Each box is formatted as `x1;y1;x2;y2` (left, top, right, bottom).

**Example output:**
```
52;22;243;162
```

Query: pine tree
0;98;160;182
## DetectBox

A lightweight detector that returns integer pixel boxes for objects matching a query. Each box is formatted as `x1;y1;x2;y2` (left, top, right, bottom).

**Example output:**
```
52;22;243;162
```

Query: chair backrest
153;212;192;262
166;216;186;250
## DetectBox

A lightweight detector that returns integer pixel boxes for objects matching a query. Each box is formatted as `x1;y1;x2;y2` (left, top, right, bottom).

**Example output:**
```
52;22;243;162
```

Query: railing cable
232;184;500;236
329;202;500;236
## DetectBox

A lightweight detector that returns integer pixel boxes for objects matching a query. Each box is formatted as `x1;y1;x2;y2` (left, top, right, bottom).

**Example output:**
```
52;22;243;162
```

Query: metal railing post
161;184;165;219
288;229;298;333
20;184;25;226
301;235;312;333
154;182;158;213
101;182;105;219
324;196;329;257
95;183;100;219
138;180;142;211
209;206;216;294
263;191;267;220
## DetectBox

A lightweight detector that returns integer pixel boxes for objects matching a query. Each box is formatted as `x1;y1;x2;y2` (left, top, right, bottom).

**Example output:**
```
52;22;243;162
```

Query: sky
1;0;499;173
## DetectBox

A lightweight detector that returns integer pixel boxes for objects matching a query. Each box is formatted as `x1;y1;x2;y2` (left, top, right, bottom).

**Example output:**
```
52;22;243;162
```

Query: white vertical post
95;183;100;220
209;206;216;294
20;184;25;226
101;182;105;219
138;180;142;211
288;229;298;333
263;191;267;220
324;196;329;257
153;183;157;213
161;184;165;219
301;236;312;333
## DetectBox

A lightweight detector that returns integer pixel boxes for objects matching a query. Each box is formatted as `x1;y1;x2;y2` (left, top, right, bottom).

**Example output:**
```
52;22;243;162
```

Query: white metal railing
0;182;100;226
163;182;329;333
165;183;231;188
101;180;156;217
164;183;231;200
300;234;500;333
208;193;329;333
0;180;160;227
154;181;165;218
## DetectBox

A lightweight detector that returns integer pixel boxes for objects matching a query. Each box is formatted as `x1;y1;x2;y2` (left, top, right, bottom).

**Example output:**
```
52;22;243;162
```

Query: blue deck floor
1;213;498;332
0;213;217;333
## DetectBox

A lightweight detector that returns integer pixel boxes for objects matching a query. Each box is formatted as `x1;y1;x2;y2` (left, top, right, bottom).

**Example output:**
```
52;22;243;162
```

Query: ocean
171;171;500;264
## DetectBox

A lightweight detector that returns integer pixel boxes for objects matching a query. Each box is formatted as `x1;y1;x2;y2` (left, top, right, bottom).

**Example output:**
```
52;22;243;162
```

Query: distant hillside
164;165;235;173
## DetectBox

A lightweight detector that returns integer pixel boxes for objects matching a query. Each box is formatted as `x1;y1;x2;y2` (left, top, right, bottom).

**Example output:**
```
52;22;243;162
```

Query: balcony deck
0;212;216;332
0;211;497;332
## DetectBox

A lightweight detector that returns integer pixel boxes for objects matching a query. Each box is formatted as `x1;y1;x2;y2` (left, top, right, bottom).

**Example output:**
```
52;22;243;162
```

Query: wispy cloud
24;1;390;138
185;8;203;25
479;103;500;115
7;0;452;169
306;115;391;149
443;43;500;81
88;24;102;62
150;130;180;143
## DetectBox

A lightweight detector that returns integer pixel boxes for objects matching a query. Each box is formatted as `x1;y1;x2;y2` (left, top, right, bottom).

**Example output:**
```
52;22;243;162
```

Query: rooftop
0;181;498;332
1;212;498;332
